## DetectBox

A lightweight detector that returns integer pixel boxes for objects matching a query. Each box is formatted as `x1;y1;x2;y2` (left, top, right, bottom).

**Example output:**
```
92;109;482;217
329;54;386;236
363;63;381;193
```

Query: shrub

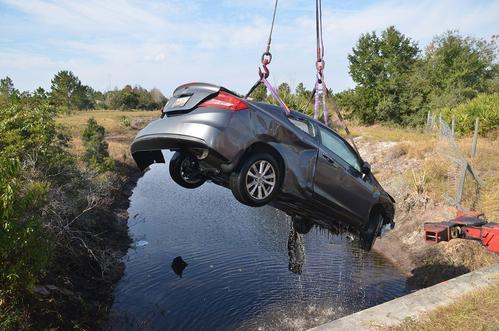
0;100;72;322
440;93;499;136
82;118;115;171
120;115;131;128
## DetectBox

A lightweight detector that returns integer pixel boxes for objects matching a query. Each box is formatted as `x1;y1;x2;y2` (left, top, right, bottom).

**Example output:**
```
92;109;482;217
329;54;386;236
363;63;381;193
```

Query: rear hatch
163;83;243;117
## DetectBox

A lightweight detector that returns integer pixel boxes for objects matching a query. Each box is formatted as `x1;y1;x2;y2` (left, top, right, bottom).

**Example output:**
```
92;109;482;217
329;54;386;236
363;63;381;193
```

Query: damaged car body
131;82;395;250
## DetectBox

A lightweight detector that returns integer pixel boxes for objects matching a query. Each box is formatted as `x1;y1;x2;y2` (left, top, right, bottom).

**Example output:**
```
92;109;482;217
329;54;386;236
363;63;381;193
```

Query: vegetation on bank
0;81;139;329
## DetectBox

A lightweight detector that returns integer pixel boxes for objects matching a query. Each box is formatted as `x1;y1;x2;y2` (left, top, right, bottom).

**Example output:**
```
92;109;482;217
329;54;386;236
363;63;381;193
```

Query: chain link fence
428;113;483;211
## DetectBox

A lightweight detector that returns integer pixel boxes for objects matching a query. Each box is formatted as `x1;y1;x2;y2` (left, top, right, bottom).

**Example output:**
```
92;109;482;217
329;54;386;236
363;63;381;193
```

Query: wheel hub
246;160;276;200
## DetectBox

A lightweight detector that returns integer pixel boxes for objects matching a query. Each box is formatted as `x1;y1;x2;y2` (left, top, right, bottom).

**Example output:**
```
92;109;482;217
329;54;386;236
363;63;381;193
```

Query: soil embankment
355;132;499;289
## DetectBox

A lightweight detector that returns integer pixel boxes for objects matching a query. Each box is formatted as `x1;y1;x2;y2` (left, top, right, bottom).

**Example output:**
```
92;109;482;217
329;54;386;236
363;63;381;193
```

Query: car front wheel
230;152;281;207
169;151;206;189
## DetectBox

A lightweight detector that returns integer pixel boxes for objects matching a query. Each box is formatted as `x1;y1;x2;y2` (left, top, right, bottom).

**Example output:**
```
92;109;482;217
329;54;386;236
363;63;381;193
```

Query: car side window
289;117;315;137
318;127;362;173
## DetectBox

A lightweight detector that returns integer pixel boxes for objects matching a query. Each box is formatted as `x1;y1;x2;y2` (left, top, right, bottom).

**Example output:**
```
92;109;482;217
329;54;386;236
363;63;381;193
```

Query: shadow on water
407;264;470;290
110;153;408;330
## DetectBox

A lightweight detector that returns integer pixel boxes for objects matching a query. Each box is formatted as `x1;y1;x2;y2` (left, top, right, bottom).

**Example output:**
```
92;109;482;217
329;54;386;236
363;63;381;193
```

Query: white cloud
0;0;497;95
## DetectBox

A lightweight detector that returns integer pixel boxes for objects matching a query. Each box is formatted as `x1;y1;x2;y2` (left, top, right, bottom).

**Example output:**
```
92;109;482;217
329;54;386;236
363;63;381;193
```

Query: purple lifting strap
314;76;328;126
261;77;290;115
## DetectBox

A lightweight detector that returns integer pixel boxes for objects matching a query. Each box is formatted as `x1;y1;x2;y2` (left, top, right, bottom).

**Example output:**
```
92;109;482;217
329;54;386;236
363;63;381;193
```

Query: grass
59;109;155;136
395;282;499;331
351;121;499;220
59;109;157;164
349;124;432;142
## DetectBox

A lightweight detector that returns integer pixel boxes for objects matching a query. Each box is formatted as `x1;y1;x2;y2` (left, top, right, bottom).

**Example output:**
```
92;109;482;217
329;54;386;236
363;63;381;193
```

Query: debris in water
288;227;305;274
171;256;188;277
135;240;149;247
346;234;354;241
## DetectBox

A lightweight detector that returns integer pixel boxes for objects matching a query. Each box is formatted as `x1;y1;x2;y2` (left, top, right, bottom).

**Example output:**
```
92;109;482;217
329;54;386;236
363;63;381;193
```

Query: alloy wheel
245;160;276;200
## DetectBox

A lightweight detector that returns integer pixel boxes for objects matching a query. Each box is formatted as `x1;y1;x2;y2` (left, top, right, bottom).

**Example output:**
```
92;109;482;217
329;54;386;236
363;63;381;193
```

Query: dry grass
395;281;499;331
58;110;156;165
349;124;431;142
59;110;155;136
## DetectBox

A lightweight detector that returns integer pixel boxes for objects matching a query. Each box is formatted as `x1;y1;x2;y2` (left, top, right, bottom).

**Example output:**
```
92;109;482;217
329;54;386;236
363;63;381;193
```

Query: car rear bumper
130;109;248;170
131;133;212;170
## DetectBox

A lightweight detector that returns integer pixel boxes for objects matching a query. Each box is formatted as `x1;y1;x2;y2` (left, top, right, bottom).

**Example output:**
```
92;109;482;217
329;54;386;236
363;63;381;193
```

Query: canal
111;152;407;330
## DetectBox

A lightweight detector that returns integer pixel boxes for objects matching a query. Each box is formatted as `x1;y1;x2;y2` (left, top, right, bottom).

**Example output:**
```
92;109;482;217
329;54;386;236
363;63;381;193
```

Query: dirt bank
25;165;139;329
356;135;499;289
23;112;155;329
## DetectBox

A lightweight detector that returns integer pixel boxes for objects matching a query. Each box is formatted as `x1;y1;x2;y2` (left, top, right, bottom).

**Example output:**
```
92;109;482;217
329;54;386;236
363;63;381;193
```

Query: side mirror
361;161;371;175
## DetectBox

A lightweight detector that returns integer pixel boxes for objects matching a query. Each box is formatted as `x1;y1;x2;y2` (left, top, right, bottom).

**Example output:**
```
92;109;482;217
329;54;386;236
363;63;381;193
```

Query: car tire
292;216;313;234
230;152;281;207
359;211;384;251
169;151;206;189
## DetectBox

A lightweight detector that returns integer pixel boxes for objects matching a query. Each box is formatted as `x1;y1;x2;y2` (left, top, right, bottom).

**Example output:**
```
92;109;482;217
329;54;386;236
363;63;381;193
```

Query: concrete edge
308;263;499;331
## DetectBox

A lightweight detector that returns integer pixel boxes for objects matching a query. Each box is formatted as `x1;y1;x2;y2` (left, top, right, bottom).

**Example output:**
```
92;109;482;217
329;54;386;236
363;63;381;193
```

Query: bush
0;159;52;298
82;118;114;171
0;100;73;323
440;93;499;136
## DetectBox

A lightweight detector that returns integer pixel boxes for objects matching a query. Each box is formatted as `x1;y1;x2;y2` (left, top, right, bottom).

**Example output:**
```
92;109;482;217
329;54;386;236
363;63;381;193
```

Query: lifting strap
245;0;290;115
311;0;358;151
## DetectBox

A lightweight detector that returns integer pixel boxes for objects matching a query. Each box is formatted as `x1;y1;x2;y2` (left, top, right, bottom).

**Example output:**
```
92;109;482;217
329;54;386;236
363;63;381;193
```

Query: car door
313;125;376;225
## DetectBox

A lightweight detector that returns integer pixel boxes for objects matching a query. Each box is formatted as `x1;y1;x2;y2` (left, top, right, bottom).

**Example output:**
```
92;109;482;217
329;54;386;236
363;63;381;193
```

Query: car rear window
289;118;315;137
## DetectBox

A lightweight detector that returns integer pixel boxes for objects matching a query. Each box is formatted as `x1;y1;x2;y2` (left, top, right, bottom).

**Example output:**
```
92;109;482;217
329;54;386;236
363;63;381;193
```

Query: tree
424;31;498;108
347;26;421;124
250;84;267;101
49;70;93;111
278;82;291;96
81;118;113;171
0;77;19;107
150;88;168;107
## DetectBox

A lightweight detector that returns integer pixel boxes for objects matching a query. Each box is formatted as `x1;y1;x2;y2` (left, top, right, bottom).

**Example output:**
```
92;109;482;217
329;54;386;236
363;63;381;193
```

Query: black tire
230;152;281;207
292;216;314;234
359;212;384;251
169;151;206;189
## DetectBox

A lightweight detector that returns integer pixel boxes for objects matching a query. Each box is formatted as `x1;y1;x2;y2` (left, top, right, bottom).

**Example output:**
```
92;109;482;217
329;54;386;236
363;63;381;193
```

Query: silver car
131;82;395;250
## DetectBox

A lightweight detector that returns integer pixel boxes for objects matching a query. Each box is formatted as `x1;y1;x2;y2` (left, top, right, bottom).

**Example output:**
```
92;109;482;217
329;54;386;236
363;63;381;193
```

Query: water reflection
111;155;407;331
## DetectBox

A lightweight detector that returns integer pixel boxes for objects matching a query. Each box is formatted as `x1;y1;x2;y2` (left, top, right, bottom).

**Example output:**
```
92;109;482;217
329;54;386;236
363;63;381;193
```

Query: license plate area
171;95;191;108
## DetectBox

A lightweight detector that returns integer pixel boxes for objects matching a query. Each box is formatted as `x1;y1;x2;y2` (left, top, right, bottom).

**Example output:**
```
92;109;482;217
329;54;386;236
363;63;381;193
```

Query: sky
0;0;498;96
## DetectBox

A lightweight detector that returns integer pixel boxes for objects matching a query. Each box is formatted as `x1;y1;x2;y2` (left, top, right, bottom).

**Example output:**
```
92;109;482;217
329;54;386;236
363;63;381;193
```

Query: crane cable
311;0;357;151
245;0;290;114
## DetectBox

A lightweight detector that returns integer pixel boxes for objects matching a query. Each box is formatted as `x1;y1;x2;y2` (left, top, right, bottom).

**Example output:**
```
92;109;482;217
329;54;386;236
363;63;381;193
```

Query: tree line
250;28;498;134
0;71;168;112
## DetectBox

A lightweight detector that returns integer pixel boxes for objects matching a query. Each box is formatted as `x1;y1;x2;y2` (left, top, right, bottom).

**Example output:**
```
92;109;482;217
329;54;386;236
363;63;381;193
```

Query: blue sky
1;0;498;96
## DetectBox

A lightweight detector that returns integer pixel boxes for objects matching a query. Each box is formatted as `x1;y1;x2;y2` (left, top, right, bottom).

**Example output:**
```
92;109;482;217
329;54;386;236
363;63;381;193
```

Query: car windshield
318;127;361;172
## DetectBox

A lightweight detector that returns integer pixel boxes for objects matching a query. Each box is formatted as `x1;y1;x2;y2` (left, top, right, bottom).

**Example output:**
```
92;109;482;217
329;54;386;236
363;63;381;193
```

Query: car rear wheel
359;211;384;251
169;151;206;189
230;152;281;207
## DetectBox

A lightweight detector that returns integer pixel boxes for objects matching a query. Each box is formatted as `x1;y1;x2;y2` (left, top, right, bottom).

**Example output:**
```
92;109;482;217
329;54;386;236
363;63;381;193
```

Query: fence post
451;114;456;136
426;111;431;133
471;117;479;158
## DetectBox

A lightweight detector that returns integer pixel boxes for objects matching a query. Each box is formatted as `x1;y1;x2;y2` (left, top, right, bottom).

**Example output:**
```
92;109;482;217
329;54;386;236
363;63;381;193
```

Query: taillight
199;91;248;111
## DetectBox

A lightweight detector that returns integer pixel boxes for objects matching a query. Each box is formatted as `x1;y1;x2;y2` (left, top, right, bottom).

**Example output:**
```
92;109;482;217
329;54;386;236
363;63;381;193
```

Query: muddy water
111;152;407;330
